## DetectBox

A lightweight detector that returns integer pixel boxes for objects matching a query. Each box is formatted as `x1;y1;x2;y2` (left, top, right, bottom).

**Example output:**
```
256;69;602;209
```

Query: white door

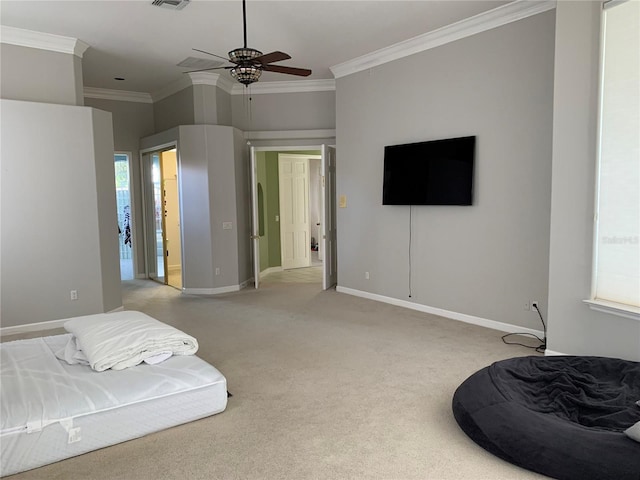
322;145;338;290
279;154;311;270
250;147;260;288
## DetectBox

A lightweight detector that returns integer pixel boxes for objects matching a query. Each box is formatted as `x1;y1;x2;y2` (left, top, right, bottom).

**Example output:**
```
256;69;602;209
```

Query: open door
322;145;337;290
250;146;260;288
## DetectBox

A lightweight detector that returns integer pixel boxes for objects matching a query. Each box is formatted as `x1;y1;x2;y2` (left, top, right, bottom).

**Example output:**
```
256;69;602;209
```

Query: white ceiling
0;0;511;94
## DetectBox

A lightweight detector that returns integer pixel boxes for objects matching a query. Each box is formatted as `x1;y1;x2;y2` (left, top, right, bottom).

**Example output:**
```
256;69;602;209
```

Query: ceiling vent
152;0;190;10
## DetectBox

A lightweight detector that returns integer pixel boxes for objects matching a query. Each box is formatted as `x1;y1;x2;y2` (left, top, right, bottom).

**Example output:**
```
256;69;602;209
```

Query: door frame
249;145;337;289
139;142;184;284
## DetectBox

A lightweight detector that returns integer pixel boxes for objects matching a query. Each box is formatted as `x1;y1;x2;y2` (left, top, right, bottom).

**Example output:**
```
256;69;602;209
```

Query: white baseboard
544;349;567;356
260;266;283;276
1;318;67;336
183;282;248;295
1;307;126;336
336;286;544;338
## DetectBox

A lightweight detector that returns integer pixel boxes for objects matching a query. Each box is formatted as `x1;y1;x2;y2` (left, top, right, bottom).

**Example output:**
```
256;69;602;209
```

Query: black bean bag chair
452;356;640;480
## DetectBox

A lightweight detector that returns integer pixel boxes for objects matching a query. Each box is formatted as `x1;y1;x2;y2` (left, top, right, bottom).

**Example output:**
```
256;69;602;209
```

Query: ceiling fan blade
182;66;234;74
263;64;312;77
192;48;234;63
254;51;291;65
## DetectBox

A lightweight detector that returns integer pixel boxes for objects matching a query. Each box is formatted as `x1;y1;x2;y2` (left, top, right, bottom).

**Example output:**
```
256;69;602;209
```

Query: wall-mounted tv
382;136;476;205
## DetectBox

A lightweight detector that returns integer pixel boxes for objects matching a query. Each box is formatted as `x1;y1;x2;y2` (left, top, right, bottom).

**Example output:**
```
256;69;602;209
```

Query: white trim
0;26;89;57
187;72;235;95
0;318;67;336
152;72;236;102
544;349;568;356
0;306;124;336
182;283;245;295
260;266;283;276
245;129;336;141
231;79;335;95
330;0;556;79
151;76;192;103
336;286;544;338
584;299;640;321
84;87;153;104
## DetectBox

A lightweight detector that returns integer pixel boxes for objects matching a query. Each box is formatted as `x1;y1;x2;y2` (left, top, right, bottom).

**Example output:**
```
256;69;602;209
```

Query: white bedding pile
56;311;198;372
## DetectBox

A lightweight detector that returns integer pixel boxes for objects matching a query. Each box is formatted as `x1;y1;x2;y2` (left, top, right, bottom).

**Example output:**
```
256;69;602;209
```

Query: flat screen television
382;135;476;205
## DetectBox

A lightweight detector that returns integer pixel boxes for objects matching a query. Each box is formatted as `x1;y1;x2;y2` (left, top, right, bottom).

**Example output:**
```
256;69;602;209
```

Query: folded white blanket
59;311;198;372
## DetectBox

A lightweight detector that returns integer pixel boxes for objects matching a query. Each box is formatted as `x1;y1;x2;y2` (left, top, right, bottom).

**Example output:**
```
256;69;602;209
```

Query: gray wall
217;88;232;126
84;97;155;277
140;125;249;291
154;87;195;132
193;84;218;125
232;90;336;131
204;125;242;288
176;126;215;289
547;1;640;361
1;100;120;327
335;11;556;332
0;43;83;106
233;128;252;284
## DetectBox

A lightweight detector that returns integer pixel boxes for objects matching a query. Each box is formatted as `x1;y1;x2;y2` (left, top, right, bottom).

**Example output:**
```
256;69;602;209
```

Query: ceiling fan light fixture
230;64;262;86
229;48;263;63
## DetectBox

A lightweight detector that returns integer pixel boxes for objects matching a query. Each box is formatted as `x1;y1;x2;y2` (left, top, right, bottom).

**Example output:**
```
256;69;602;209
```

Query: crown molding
83;87;153;104
244;129;336;141
187;72;235;95
151;75;192;102
330;0;556;79
231;79;335;95
0;25;89;58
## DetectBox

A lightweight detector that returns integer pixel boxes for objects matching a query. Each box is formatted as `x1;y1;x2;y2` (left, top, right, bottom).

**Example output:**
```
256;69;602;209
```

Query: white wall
0;100;121;327
547;1;640;361
335;11;556;332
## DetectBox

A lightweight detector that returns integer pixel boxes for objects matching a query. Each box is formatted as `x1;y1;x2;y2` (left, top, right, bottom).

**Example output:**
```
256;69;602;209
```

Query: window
588;0;640;319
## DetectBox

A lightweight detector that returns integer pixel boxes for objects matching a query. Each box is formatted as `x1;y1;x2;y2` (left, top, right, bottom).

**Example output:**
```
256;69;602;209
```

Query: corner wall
1;100;121;327
335;11;556;332
84;97;155;277
547;1;640;360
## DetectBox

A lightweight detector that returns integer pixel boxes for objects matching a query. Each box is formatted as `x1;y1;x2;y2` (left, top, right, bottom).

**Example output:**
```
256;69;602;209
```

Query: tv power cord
502;303;547;353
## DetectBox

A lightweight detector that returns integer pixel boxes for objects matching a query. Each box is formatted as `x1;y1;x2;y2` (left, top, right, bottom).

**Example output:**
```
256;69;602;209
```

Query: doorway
250;146;336;289
141;147;183;289
114;153;134;280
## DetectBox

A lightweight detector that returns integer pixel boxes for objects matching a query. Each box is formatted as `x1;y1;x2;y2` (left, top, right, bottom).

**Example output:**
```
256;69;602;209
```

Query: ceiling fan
185;0;311;86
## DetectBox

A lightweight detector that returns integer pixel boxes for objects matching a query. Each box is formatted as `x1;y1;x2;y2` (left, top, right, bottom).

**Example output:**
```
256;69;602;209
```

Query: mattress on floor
0;334;227;477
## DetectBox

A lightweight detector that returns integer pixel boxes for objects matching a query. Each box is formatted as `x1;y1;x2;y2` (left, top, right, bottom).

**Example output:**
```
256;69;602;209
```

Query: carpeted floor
4;279;546;479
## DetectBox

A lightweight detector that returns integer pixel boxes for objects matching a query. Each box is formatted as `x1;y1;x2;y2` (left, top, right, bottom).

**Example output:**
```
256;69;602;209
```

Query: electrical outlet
70;290;78;301
531;301;539;312
523;300;530;311
365;272;370;280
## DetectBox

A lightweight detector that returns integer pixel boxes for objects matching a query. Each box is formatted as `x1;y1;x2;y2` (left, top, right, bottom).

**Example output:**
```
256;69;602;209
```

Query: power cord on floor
502;303;547;353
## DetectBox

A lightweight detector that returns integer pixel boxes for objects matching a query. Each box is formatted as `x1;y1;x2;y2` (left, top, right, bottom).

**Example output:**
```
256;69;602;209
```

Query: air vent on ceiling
152;0;190;10
177;57;222;70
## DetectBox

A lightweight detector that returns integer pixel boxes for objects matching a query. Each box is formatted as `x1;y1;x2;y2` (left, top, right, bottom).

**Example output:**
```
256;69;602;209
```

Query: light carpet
4;279;546;480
